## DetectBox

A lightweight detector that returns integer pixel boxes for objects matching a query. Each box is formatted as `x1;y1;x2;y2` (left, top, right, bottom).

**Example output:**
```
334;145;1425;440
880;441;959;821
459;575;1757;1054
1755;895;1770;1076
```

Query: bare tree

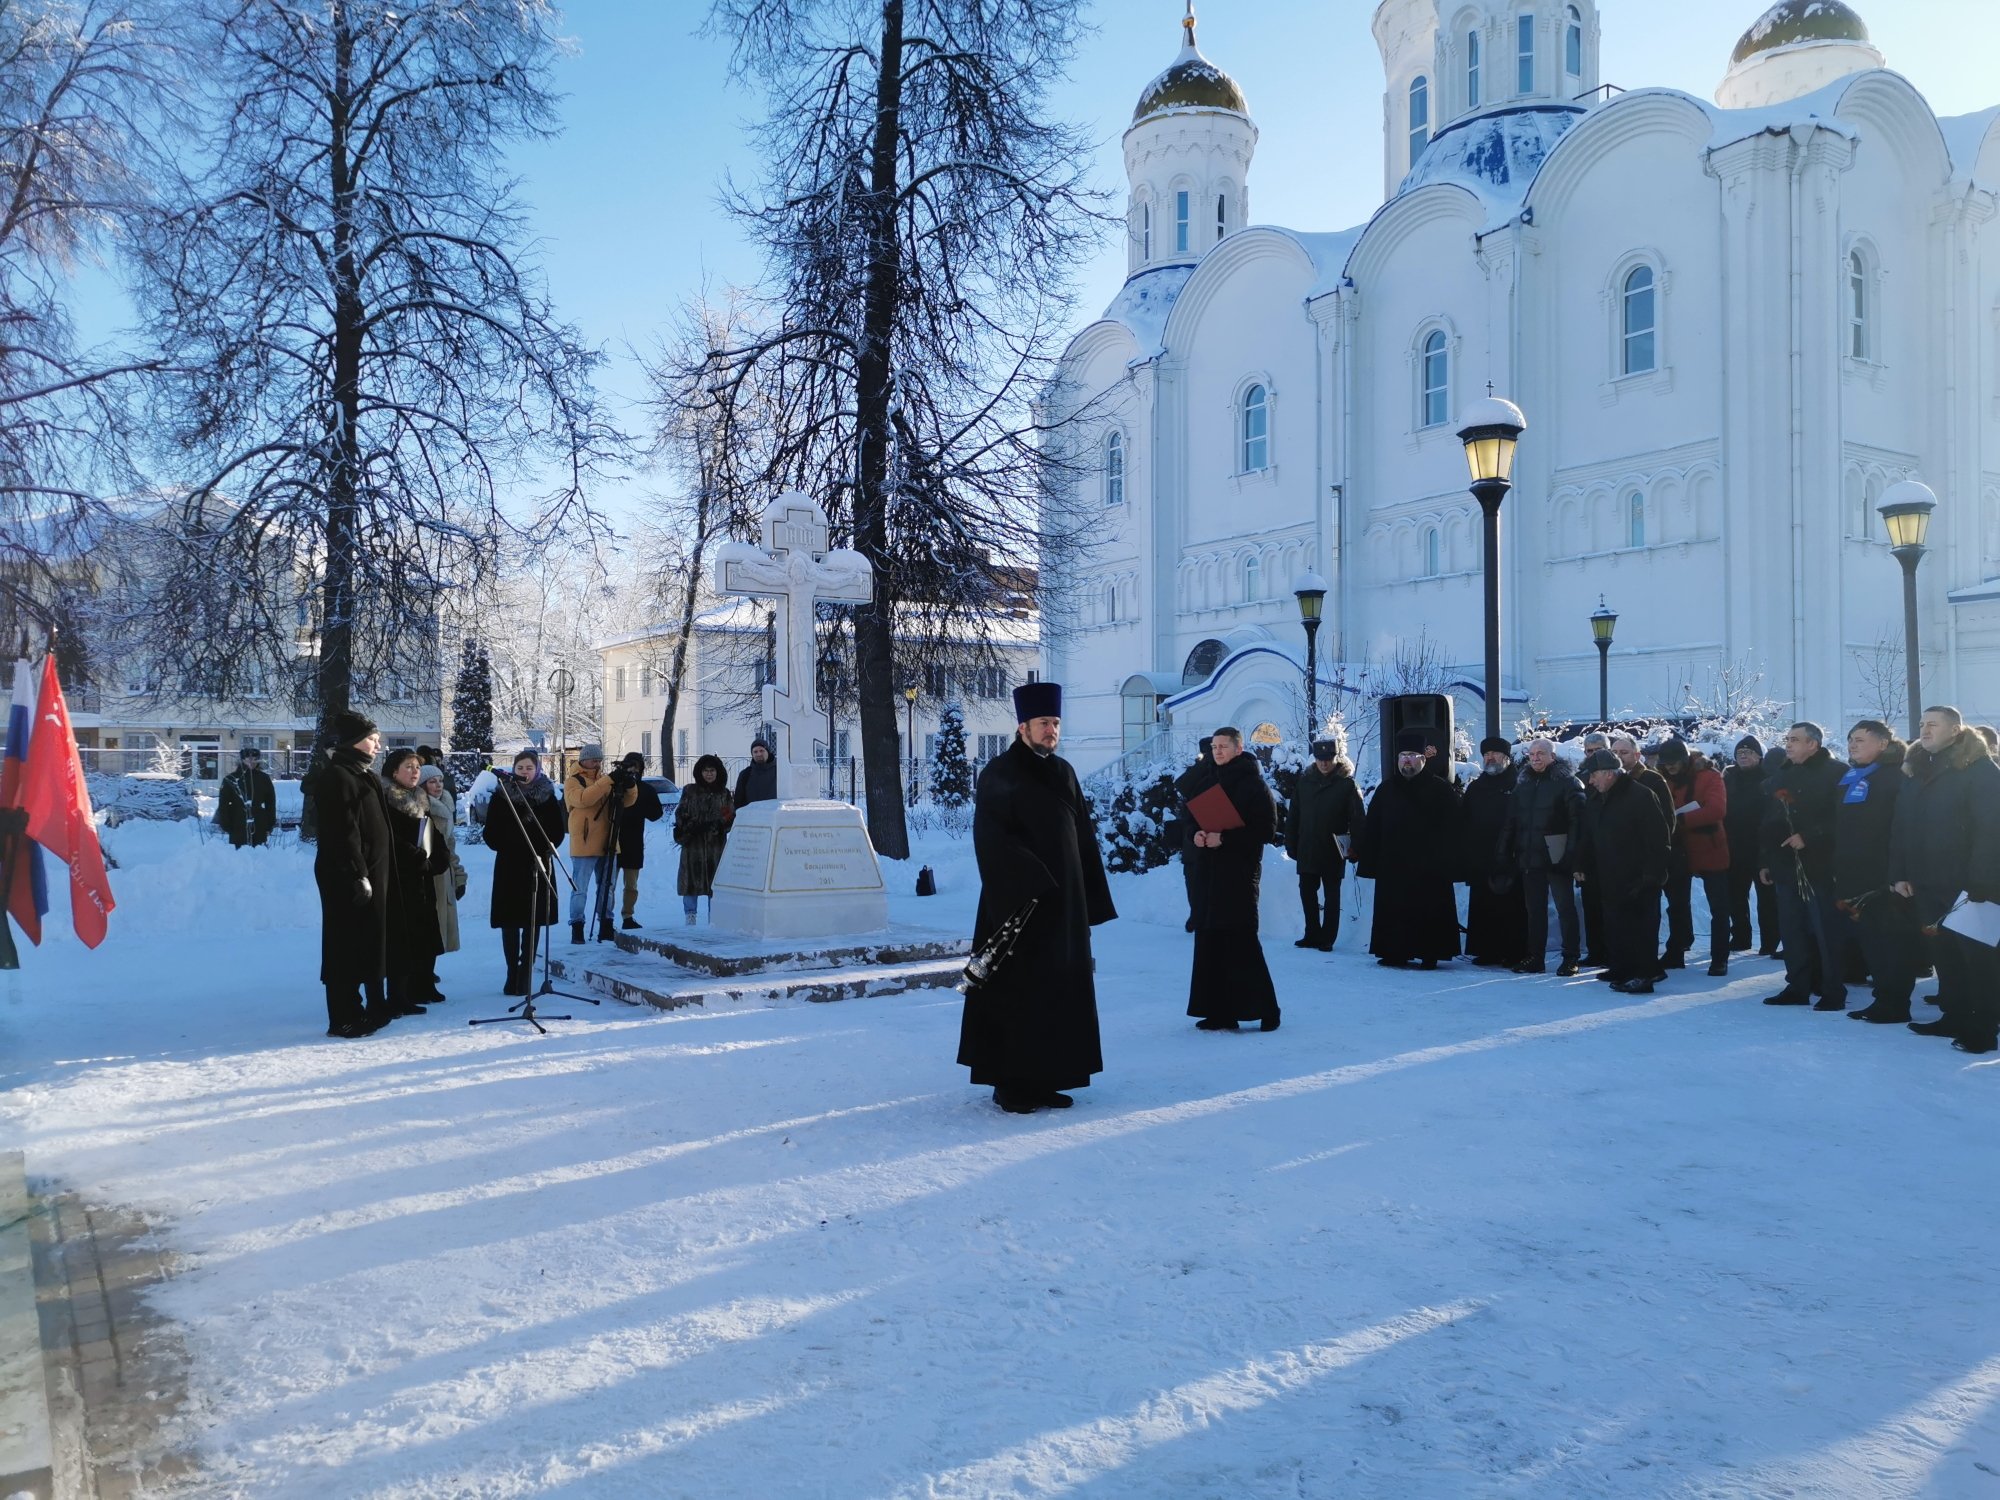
0;0;165;679
128;0;613;746
699;0;1107;857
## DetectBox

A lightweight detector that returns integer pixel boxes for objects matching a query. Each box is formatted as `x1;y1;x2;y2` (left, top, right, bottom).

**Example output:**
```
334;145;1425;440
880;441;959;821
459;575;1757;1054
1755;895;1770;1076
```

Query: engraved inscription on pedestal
771;824;884;894
713;824;773;892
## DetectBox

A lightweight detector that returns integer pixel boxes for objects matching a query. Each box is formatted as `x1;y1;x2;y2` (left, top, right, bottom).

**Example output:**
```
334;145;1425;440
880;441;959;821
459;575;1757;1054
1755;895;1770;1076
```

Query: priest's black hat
1395;729;1428;753
1012;681;1062;722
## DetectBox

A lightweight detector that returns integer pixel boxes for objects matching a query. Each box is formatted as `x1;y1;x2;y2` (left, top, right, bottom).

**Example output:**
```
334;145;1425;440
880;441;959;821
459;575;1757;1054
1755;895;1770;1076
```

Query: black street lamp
1590;595;1618;724
904;685;920;805
1877;479;1938;738
1293;570;1328;741
1457;395;1528;742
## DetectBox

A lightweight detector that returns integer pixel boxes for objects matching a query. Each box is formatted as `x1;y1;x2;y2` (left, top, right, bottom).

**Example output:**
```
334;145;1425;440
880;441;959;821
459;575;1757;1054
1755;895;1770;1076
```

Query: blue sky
513;0;1991;514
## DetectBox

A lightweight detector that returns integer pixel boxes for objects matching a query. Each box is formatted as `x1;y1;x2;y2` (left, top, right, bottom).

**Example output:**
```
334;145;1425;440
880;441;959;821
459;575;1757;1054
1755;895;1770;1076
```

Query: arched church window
1242;554;1261;602
1182;639;1227;685
1241;384;1269;472
1103;580;1119;624
1626;492;1646;549
1848;250;1869;360
1408;76;1429;162
1517;13;1535;94
1141;201;1151;260
1422;526;1442;578
1216;193;1227;243
1420;331;1449;428
1174;189;1190;254
1622;265;1657;374
1103;430;1125;507
1466;31;1481;108
1566;6;1583;80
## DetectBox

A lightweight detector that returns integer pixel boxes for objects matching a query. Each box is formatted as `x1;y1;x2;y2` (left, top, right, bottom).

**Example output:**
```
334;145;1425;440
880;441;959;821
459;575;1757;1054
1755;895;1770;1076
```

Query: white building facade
1045;0;2000;775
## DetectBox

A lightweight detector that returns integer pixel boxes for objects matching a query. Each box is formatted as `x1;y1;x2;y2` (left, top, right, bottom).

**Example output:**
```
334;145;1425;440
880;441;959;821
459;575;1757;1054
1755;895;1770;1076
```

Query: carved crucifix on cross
712;493;874;799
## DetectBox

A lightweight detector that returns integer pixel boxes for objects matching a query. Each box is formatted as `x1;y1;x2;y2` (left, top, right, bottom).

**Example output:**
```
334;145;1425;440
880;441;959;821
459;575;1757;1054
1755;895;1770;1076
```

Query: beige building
599;602;1040;788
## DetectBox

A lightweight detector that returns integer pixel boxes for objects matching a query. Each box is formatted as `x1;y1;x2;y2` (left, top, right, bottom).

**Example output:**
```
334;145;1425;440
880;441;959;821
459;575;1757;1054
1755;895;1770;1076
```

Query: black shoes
992;1087;1040;1114
1294;937;1320;949
1908;1019;1961;1038
1850;1004;1911;1024
1707;960;1729;977
1418;958;1439;971
1472;955;1513;968
596;919;616;942
621;916;642;930
1662;953;1686;970
569;921;585;945
1612;979;1655;994
1952;1035;1998;1055
1763;990;1810;1006
1556;960;1581;978
1314;941;1334;953
1511;961;1547;975
1040;1091;1075;1109
1195;1017;1239;1031
1260;1014;1281;1032
1812;996;1846;1012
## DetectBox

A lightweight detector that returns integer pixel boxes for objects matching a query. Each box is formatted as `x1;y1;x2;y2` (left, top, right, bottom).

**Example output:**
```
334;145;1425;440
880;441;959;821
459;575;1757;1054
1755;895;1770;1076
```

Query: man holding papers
1891;705;2000;1054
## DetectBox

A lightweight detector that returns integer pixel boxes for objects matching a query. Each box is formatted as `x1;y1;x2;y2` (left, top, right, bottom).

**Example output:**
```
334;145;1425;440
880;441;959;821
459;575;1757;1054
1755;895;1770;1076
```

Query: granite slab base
548;946;963;1012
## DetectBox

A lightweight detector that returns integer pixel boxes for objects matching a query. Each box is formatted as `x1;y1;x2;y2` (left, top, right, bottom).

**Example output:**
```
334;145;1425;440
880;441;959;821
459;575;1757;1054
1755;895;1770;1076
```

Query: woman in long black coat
313;712;394;1037
959;711;1116;1112
381;748;448;1015
1179;730;1280;1030
485;750;568;996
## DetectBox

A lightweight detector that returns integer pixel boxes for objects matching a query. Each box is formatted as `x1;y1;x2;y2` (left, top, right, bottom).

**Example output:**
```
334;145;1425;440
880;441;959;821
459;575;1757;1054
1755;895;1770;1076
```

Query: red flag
19;656;113;947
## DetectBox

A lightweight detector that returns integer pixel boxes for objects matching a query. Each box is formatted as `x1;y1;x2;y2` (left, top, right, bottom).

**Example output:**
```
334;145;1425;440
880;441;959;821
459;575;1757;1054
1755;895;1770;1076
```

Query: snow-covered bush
90;772;198;827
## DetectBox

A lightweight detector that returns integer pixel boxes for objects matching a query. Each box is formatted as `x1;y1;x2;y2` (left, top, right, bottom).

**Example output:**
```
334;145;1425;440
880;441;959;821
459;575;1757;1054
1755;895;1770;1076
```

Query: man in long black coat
1835;722;1915;1024
1758;721;1847;1009
1460;737;1524;968
1891;705;2000;1052
215;747;277;847
313;711;397;1037
960;683;1116;1114
1574;750;1670;993
1180;728;1279;1031
1284;738;1365;950
1355;730;1462;969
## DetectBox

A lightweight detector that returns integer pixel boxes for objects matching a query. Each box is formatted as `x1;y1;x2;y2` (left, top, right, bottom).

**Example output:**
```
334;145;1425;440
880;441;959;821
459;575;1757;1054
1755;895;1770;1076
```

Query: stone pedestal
709;799;889;940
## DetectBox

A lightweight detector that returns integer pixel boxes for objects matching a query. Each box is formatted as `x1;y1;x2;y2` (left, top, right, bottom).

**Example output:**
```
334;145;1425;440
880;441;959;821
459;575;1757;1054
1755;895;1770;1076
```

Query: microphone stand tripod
469;772;602;1034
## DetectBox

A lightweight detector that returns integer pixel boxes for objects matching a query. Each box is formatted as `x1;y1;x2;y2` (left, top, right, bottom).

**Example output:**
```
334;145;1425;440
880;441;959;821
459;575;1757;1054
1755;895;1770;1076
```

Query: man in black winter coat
313;711;398;1037
733;738;777;808
1723;735;1778;955
1612;734;1674;981
1759;721;1848;1009
1833;722;1917;1024
1459;738;1524;968
1355;731;1462;969
215;746;278;847
960;683;1116;1114
1502;738;1585;975
1891;705;2000;1053
1574;750;1670;992
1285;738;1364;951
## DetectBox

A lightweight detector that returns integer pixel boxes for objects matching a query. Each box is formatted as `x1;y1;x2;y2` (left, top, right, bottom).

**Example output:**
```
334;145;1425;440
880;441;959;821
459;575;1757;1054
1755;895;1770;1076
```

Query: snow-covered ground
2;821;1997;1498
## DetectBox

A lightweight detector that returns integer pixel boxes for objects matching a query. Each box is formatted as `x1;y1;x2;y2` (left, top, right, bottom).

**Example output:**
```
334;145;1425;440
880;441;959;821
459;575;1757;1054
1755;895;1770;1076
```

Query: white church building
1043;0;2000;775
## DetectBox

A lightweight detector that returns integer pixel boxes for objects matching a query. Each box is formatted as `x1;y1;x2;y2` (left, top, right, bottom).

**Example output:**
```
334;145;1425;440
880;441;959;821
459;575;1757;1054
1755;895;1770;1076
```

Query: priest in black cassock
959;682;1117;1115
1177;726;1281;1032
1355;730;1464;969
1460;737;1526;967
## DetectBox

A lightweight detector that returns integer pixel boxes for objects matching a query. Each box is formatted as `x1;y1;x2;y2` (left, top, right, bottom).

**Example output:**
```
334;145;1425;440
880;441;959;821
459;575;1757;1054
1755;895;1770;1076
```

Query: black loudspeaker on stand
1378;693;1456;785
468;773;602;1034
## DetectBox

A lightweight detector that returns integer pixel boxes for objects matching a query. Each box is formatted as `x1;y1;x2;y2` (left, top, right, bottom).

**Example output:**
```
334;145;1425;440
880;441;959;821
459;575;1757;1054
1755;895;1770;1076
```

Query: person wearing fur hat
1723;735;1779;957
1574;748;1672;993
1655;738;1730;977
1890;705;2000;1052
1459;737;1526;969
313;711;395;1036
1354;730;1463;969
381;747;449;1014
959;681;1115;1114
1285;737;1364;951
1179;726;1281;1032
734;738;777;807
565;742;637;943
673;754;734;925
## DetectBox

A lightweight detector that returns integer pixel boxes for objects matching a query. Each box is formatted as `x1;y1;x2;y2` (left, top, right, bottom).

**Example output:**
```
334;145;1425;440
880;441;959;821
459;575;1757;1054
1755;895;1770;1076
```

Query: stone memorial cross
713;493;874;799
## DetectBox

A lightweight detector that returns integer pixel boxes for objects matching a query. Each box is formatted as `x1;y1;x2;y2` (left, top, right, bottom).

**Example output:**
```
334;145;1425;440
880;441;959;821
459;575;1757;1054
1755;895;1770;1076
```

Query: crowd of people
300;715;778;1037
961;684;2000;1116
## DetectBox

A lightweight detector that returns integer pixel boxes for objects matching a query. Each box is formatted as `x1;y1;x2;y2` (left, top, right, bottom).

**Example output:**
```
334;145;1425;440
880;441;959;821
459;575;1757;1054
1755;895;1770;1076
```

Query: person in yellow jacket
565;743;637;943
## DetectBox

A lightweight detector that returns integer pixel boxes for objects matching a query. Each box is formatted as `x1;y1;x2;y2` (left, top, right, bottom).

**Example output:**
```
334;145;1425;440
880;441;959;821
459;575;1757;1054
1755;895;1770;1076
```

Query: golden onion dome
1132;4;1248;125
1731;0;1871;66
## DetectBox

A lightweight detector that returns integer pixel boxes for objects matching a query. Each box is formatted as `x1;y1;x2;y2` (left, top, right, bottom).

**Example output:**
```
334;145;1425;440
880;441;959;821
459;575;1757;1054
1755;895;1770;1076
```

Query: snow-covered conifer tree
929;703;973;809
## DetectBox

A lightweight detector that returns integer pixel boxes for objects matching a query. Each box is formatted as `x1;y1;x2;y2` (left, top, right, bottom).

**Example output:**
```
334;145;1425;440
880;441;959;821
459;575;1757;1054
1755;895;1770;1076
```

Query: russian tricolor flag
1;658;48;952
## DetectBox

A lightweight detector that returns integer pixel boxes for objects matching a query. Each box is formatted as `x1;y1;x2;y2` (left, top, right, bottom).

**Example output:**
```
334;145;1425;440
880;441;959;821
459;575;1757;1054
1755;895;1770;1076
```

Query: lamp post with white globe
1457;395;1528;743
